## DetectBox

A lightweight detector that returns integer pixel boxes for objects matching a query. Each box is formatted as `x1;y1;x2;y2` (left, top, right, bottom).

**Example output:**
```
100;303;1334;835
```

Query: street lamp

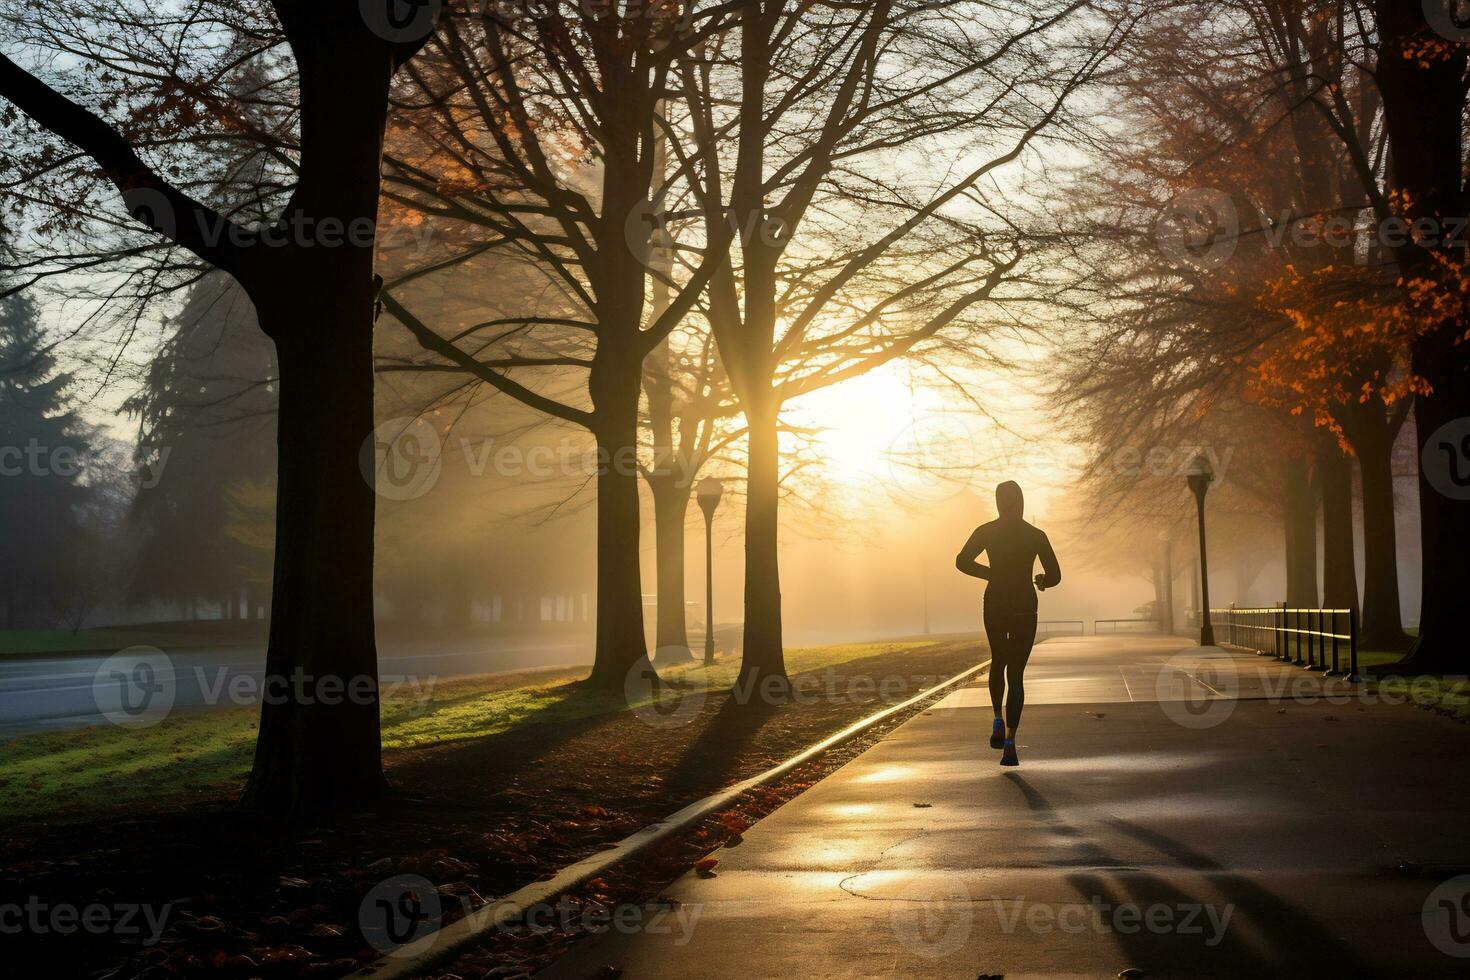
696;477;724;665
1186;454;1216;646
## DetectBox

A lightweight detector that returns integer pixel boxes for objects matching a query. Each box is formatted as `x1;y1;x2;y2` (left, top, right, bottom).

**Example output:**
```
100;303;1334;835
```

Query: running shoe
989;718;1005;749
1000;740;1019;766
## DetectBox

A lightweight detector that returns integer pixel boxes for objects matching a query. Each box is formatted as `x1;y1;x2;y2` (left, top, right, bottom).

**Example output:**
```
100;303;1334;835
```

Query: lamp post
696;477;723;665
1186;454;1216;646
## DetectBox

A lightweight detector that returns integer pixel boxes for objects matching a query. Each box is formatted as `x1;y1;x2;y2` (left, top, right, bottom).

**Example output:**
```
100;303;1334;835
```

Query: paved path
546;635;1470;978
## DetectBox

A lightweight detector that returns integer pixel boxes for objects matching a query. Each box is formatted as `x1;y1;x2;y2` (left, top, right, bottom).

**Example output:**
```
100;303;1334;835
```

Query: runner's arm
1036;532;1061;590
955;527;991;580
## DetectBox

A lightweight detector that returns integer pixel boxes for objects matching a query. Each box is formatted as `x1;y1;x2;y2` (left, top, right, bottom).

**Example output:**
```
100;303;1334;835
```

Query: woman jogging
955;480;1061;767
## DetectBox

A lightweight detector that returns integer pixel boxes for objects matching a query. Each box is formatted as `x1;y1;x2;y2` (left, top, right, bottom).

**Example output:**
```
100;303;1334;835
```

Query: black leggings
984;608;1037;733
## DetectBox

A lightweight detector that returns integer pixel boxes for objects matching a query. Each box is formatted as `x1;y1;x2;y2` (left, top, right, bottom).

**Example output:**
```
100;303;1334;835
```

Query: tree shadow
1002;773;1384;977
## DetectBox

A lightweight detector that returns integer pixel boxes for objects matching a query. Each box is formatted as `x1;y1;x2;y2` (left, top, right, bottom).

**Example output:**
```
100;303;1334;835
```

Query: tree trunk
1400;336;1470;671
1371;1;1468;671
1283;456;1319;607
648;472;694;664
240;40;393;817
738;397;788;698
1318;438;1359;614
584;364;651;691
242;299;384;815
1346;403;1407;648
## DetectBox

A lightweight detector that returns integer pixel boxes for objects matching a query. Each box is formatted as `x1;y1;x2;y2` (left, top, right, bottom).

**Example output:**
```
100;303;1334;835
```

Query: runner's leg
984;607;1011;747
1004;614;1039;738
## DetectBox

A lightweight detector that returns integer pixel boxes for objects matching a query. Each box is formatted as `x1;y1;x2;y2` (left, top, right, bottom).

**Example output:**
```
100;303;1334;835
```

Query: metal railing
1208;605;1359;680
1037;620;1085;636
1095;618;1157;634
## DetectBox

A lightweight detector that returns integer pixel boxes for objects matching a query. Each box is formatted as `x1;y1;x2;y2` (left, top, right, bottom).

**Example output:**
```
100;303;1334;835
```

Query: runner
955;480;1061;766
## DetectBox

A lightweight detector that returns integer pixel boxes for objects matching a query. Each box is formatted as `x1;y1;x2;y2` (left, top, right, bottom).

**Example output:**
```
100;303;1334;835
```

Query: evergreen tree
124;274;277;616
0;287;94;628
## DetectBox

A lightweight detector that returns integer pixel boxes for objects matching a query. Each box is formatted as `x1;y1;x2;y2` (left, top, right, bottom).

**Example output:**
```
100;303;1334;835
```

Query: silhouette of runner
955;480;1061;767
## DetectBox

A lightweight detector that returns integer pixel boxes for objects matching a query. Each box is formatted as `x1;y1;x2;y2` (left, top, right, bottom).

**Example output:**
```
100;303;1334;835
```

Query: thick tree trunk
1283;457;1319;608
243;298;384;814
737;398;788;698
649;472;694;664
1346;405;1407;648
1318;439;1359;614
240;39;393;817
584;366;651;691
1372;1;1468;671
1399;337;1470;672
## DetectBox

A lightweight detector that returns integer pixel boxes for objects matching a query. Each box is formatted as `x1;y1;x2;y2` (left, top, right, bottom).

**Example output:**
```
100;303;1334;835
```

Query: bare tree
0;0;437;815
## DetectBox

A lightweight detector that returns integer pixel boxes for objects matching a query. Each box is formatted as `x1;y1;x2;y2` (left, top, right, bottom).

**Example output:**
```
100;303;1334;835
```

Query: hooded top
955;481;1061;613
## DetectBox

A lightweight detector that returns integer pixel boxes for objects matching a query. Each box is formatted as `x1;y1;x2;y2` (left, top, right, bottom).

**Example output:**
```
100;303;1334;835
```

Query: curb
351;652;992;978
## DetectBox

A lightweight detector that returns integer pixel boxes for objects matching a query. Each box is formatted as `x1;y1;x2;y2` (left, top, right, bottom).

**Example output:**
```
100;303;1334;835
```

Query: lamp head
697;476;723;516
1186;454;1213;497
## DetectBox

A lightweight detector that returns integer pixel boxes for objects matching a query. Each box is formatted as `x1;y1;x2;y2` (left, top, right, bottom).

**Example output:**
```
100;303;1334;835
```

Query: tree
124;274;277;617
376;2;736;691
0;0;438;815
0;281;96;628
1368;0;1470;670
680;0;1109;692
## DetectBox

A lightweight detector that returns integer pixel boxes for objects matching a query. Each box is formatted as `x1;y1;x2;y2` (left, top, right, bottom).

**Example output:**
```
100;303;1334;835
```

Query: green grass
0;640;946;821
1373;676;1470;722
0;628;174;656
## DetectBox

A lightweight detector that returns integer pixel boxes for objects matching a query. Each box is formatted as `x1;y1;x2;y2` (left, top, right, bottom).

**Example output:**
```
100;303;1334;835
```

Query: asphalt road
0;634;594;736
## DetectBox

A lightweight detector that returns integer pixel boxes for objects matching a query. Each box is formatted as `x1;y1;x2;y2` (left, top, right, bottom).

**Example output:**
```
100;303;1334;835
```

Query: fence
1094;618;1157;634
1037;620;1085;637
1208;605;1359;680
